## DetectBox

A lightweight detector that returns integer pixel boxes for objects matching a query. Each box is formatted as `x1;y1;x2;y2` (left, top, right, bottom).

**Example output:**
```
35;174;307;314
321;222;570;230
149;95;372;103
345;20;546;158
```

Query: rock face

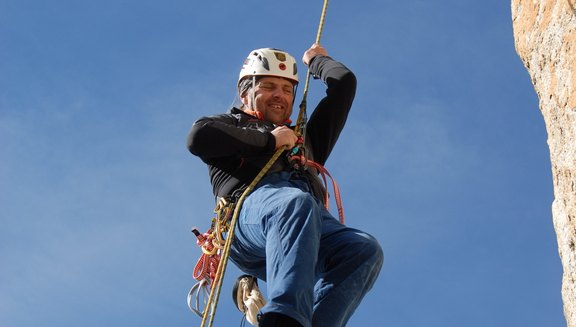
512;1;576;326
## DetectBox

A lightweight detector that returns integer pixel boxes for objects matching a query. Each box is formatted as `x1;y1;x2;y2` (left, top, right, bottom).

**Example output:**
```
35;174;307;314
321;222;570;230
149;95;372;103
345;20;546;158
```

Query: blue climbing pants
229;171;384;327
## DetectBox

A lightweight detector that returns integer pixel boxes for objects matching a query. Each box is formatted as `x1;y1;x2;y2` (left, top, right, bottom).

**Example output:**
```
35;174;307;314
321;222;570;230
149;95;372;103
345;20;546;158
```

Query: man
187;44;383;327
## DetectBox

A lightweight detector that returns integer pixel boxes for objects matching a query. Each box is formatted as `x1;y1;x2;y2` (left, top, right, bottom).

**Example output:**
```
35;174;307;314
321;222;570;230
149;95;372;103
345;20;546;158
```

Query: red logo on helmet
278;63;287;70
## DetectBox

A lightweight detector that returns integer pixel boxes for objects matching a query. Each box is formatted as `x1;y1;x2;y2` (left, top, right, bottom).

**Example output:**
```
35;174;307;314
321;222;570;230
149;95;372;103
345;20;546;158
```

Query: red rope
289;155;345;224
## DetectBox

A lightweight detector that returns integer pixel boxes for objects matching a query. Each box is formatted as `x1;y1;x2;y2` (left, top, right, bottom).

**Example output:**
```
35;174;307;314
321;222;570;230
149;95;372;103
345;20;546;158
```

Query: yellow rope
295;0;329;136
199;1;329;325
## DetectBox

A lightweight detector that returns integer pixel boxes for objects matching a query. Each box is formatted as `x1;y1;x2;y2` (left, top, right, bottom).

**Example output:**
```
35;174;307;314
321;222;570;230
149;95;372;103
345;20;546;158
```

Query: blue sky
0;1;565;326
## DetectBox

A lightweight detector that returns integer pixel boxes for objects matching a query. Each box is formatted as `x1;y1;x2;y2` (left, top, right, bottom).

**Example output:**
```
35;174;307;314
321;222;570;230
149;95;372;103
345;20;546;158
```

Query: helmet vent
261;57;270;71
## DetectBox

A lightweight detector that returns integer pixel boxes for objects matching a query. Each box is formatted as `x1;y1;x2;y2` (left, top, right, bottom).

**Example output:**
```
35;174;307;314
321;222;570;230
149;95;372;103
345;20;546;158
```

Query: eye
282;86;294;95
258;83;275;90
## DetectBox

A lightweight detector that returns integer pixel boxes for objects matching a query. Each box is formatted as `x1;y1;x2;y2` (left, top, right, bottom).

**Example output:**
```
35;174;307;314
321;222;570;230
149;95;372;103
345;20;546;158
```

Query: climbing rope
191;1;330;326
294;0;329;139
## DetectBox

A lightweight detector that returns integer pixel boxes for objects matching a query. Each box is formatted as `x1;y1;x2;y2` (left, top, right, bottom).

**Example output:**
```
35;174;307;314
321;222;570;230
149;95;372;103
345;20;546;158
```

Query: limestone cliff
512;1;576;326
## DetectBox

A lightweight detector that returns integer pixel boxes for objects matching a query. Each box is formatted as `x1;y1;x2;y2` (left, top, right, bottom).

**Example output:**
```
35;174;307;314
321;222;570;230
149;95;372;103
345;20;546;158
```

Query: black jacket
187;55;356;199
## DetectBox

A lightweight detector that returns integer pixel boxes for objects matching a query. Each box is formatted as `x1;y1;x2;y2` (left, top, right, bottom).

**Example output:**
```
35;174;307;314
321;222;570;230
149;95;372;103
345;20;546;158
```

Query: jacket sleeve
187;114;276;160
305;55;357;165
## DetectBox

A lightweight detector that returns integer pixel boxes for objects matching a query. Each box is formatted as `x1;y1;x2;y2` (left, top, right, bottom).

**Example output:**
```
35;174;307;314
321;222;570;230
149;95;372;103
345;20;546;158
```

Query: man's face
241;76;295;125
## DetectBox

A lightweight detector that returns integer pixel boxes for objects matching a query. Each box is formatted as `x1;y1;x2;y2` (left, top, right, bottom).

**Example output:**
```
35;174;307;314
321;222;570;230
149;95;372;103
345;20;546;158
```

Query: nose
271;87;283;98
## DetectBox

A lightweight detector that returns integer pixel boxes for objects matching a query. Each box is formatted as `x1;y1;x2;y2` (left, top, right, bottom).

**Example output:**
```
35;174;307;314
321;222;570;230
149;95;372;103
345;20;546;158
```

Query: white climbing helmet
238;48;299;86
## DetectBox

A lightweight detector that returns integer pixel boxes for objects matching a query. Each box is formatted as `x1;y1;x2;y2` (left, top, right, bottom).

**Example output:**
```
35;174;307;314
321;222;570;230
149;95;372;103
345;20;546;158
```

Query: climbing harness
188;1;335;326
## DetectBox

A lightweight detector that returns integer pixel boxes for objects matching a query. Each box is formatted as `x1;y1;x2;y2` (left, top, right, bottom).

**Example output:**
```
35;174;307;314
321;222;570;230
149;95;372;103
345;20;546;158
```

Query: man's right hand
271;126;298;150
303;43;329;66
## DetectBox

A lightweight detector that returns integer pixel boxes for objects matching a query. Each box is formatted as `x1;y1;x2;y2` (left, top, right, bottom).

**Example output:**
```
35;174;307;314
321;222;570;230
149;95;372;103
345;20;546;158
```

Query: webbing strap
290;155;344;223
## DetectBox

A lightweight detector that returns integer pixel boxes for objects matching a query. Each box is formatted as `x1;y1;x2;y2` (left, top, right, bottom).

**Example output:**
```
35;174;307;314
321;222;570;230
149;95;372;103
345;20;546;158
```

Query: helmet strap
250;76;256;110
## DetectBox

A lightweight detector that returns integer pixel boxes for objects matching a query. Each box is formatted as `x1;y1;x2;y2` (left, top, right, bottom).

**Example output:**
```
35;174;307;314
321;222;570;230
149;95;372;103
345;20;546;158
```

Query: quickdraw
187;197;235;318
